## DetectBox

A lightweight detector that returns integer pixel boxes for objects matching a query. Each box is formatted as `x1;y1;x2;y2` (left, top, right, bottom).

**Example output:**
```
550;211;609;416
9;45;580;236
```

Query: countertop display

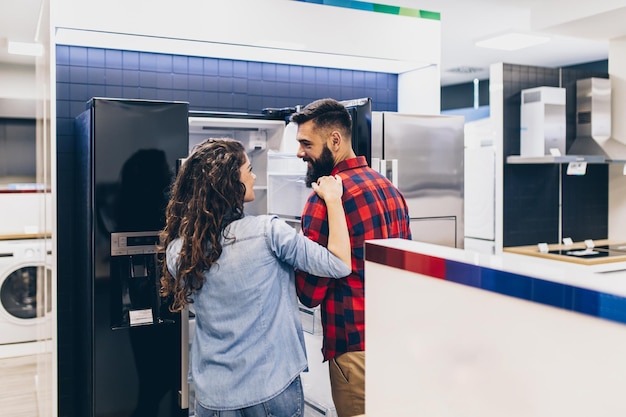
366;237;626;298
504;239;626;265
363;238;626;417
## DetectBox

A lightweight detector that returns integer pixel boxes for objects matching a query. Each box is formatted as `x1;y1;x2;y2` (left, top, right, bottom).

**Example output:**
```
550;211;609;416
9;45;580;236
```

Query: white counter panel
365;239;626;417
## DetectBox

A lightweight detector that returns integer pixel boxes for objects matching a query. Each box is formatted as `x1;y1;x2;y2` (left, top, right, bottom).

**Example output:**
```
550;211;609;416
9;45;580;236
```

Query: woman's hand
312;175;343;203
313;174;351;268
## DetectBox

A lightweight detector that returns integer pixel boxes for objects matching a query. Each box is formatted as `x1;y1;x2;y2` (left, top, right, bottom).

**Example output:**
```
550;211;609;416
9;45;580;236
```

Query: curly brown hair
158;138;247;312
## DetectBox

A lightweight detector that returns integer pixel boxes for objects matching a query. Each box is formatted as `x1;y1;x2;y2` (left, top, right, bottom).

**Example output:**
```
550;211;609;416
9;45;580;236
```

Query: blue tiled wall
55;45;397;417
56;45;397;120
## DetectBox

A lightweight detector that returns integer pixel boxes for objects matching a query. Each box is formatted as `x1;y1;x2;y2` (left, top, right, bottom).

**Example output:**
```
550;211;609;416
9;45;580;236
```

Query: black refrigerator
340;97;372;165
73;98;189;417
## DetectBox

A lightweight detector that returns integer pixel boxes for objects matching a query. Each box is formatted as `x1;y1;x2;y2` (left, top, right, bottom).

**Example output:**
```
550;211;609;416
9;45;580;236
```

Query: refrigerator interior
302;332;338;417
188;115;290;218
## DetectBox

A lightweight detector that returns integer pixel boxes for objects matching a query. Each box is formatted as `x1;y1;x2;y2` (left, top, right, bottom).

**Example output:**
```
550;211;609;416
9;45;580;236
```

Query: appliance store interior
3;1;626;416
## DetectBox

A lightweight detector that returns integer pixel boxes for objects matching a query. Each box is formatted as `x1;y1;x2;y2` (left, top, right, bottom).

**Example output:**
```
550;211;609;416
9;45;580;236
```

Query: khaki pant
328;351;365;417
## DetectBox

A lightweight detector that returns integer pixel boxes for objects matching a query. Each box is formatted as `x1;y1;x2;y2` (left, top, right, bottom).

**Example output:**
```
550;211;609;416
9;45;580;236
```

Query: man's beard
305;145;335;187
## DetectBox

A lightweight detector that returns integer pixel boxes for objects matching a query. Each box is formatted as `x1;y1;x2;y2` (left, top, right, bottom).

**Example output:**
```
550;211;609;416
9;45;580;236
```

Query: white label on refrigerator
129;309;154;326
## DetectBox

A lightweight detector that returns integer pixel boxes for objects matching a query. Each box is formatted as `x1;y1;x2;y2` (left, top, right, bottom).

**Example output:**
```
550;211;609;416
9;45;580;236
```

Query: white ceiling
1;0;625;86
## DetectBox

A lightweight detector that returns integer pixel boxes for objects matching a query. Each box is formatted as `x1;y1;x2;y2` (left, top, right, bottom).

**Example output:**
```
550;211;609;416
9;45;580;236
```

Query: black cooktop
548;245;626;259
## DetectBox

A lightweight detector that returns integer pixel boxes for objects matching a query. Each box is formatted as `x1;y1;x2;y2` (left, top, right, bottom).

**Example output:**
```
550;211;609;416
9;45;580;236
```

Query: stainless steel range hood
568;77;626;163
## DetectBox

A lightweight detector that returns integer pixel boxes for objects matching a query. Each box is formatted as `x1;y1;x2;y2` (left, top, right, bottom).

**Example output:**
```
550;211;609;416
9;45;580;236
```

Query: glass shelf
506;155;606;164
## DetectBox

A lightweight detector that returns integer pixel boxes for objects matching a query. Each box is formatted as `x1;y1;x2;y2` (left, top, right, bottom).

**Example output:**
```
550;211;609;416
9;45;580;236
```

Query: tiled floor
0;338;329;417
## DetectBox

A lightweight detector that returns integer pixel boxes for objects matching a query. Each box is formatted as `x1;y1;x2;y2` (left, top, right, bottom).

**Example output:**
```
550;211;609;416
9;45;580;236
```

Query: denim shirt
167;214;350;410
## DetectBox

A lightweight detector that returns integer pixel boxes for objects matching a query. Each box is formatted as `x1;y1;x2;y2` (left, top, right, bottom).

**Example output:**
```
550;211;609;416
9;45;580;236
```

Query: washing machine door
1;265;47;320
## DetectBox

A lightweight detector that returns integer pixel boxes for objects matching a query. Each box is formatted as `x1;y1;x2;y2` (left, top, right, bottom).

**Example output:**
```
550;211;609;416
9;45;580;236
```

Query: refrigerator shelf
506;155;606;164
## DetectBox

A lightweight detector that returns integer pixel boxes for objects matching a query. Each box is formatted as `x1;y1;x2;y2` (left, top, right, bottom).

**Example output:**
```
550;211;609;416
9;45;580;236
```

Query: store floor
0;353;39;416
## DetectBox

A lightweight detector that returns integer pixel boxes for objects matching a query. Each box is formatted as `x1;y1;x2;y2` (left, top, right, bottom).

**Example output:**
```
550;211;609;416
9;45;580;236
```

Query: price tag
549;148;562;156
584;239;595;249
567;162;587;176
562;237;573;246
129;309;154;326
537;242;549;253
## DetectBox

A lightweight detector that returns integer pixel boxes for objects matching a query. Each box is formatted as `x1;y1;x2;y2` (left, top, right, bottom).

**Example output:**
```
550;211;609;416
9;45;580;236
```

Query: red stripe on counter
365;242;446;279
364;242;626;330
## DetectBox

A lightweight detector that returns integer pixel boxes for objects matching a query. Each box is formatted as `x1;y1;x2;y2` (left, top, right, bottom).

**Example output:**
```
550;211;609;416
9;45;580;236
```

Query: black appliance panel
341;98;372;165
75;98;189;417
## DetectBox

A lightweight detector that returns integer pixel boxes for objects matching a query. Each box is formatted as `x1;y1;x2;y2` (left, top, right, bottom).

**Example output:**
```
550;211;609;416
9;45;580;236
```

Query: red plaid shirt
296;156;412;361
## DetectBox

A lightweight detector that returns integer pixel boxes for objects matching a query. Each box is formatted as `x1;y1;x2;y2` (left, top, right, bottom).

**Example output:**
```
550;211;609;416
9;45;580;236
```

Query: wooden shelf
0;233;51;241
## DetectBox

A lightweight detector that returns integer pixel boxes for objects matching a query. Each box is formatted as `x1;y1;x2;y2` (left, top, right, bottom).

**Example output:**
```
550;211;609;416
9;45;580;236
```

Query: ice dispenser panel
110;231;174;329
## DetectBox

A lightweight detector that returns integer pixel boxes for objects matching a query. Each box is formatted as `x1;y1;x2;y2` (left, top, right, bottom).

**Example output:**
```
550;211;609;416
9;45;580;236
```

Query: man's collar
331;156;368;175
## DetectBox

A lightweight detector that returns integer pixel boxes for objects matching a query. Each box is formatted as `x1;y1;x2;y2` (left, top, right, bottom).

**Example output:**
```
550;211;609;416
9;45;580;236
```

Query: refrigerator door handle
179;305;189;409
371;157;381;175
375;159;399;187
390;159;399;187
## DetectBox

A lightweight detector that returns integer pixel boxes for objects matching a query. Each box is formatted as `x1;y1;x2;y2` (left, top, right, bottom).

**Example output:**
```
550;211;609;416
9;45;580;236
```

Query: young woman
159;138;351;417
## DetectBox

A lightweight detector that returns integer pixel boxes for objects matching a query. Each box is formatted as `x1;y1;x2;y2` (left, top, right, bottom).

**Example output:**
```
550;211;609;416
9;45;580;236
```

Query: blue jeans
195;375;304;417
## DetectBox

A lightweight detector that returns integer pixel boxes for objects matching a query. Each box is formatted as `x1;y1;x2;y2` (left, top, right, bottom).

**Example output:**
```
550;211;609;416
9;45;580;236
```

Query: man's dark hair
290;98;352;138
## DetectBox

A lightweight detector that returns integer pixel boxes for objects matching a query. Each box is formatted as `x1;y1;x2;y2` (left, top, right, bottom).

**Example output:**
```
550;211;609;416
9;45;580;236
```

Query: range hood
568;77;626;163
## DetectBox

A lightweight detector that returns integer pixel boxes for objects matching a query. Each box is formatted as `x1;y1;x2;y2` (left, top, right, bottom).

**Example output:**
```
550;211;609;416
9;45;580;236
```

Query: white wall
0;193;52;236
0;63;36;99
397;64;441;114
609;36;626;241
0;63;37;118
54;0;440;75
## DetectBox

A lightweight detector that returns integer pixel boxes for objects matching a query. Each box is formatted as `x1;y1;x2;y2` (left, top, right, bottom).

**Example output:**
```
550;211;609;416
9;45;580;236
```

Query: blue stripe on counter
365;242;626;327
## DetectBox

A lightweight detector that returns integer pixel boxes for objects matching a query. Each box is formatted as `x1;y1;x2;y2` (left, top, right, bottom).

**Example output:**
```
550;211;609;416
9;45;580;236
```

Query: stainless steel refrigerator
372;112;465;248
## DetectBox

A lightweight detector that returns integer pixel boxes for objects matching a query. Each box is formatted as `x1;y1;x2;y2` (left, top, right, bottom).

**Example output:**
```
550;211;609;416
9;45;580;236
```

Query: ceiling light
446;66;485;74
7;41;44;57
475;33;550;51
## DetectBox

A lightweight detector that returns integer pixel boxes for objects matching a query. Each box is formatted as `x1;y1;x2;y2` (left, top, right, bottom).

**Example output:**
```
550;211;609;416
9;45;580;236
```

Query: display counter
364;238;626;417
504;239;626;265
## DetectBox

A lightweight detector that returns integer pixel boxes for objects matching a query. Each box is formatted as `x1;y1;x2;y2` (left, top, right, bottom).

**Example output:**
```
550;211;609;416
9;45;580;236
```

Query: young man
291;98;412;417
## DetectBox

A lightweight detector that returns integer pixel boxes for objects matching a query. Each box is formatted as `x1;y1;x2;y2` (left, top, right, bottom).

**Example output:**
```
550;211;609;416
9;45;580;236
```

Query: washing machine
0;238;52;345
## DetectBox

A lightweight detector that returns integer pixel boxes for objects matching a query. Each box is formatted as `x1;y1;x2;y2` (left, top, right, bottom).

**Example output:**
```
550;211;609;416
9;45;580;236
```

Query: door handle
375;159;399;187
178;305;189;409
371;157;381;174
390;159;398;187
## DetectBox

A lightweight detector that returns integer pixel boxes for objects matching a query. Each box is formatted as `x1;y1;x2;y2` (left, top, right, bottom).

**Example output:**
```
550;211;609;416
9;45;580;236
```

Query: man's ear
329;130;342;150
